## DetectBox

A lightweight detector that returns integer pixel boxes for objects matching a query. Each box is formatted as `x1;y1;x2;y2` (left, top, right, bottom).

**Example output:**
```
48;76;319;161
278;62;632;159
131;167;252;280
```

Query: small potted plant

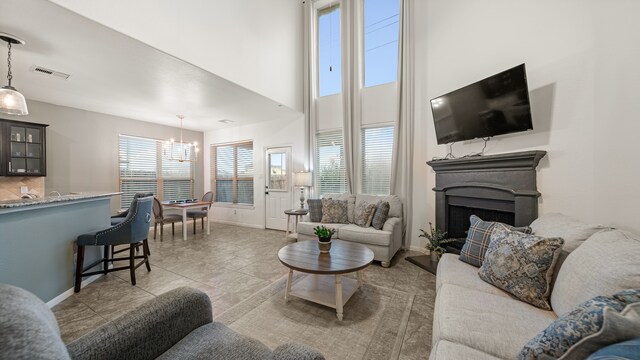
313;225;336;254
419;222;455;261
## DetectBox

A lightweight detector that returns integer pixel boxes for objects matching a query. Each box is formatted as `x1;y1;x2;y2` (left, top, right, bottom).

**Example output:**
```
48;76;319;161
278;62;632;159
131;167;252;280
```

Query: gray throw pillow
354;200;377;228
459;215;533;267
478;223;564;310
307;199;322;222
519;290;640;360
371;201;390;230
320;198;348;224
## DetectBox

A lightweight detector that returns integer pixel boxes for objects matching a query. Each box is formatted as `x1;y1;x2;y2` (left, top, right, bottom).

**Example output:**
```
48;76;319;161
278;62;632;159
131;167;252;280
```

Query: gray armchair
0;284;325;360
75;196;153;292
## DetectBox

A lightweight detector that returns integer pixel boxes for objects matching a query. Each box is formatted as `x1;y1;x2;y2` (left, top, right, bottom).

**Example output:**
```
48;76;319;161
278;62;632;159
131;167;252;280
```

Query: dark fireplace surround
427;151;547;251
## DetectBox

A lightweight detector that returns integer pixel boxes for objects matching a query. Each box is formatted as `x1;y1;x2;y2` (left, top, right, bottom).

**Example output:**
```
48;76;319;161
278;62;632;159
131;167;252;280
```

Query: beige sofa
297;193;403;267
430;213;640;359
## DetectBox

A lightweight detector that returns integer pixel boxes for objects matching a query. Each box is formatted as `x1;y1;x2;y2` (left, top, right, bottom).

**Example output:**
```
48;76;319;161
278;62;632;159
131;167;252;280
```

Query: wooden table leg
335;275;343;321
206;207;210;236
285;214;291;240
182;207;188;240
285;269;293;303
357;270;364;289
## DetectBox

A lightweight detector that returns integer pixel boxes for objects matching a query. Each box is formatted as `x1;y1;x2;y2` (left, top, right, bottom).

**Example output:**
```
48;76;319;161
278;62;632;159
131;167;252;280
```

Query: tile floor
52;223;436;359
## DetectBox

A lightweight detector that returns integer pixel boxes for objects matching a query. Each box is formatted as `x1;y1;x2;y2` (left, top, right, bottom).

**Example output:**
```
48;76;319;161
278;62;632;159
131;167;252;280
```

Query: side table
284;209;308;240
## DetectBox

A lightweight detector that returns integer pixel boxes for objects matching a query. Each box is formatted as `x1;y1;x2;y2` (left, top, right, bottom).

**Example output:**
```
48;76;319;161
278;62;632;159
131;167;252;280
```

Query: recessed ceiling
0;0;302;131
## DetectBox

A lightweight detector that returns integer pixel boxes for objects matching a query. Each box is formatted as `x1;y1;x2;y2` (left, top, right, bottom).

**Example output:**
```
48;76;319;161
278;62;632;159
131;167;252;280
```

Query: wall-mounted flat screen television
430;64;533;145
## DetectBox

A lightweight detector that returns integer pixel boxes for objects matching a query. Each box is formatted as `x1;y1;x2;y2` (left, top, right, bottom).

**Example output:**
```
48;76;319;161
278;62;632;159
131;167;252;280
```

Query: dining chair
153;197;183;240
187;191;213;234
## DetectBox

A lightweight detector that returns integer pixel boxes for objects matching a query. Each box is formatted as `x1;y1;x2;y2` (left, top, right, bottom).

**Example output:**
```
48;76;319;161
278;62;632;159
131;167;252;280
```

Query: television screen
430;64;533;145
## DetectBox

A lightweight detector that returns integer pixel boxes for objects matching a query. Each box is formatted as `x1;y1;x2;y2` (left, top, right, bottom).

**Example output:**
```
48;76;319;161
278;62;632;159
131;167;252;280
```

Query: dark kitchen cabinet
0;119;48;176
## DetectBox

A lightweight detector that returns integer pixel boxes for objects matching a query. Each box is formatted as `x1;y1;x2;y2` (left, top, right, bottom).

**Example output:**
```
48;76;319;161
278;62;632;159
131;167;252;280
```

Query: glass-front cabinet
0;119;48;176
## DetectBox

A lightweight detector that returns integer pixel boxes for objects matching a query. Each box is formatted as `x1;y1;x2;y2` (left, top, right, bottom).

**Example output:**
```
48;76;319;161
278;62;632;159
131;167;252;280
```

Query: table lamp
293;171;313;209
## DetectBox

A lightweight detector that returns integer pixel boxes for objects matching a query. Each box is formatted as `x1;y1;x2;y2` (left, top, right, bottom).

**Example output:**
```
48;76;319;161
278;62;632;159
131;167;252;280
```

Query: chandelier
0;33;28;115
164;115;199;162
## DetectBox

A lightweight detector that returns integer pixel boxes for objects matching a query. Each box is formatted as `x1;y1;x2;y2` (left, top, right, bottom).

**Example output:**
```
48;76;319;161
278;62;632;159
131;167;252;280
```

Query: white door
265;147;292;230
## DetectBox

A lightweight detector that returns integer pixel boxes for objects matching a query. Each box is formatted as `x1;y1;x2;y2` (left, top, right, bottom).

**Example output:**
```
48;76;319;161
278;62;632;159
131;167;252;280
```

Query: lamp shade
0;86;28;115
293;171;313;187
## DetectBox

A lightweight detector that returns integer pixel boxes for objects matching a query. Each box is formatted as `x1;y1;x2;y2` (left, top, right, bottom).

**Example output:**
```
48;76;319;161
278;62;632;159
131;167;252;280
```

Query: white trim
46;273;103;308
212;203;255;210
211;219;264;230
409;245;425;253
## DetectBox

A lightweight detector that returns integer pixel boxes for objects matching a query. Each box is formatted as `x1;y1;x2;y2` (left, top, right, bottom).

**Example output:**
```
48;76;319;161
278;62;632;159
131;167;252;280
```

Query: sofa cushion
519;290;640;360
530;213;608;252
355;194;402;218
322;194;356;223
371;201;390;230
157;322;272;360
307;199;323;222
297;222;348;238
430;340;501;360
338;224;394;247
320;199;348;224
0;284;71;360
354;200;377;227
435;254;510;298
459;215;533;267
551;229;640;317
478;224;564;310
433;284;556;360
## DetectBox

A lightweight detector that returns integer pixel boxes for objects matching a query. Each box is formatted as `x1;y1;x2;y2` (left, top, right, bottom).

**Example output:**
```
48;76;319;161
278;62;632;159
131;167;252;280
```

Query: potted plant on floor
313;225;336;254
419;222;455;261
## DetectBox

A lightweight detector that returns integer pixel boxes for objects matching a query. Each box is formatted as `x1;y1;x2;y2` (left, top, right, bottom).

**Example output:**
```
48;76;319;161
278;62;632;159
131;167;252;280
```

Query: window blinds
210;142;254;205
118;135;193;208
361;126;394;195
315;131;347;196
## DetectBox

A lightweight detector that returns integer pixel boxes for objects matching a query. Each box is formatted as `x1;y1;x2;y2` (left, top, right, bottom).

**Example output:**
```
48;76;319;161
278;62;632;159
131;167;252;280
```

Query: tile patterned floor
53;223;436;359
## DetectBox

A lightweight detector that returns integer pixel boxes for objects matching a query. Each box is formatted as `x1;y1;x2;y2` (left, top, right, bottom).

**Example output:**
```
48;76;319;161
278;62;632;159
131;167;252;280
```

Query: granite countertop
0;192;122;209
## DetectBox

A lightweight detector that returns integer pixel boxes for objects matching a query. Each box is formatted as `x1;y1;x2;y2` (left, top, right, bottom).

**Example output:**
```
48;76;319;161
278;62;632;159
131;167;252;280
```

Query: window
315;131;347;195
364;0;400;88
119;135;194;208
361;126;394;195
318;5;342;97
210;142;254;205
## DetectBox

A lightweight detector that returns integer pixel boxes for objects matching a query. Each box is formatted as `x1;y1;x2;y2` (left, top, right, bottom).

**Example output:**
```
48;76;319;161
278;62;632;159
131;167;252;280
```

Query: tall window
318;5;341;97
364;0;400;87
361;126;394;195
119;135;193;208
210;142;254;205
316;131;347;195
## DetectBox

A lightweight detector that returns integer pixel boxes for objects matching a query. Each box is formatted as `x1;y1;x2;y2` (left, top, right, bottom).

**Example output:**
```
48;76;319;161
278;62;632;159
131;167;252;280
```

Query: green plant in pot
313;225;336;254
419;222;455;261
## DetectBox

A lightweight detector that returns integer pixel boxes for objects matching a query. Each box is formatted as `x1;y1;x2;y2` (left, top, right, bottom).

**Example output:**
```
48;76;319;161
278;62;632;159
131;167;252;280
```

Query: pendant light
163;115;199;162
0;33;28;115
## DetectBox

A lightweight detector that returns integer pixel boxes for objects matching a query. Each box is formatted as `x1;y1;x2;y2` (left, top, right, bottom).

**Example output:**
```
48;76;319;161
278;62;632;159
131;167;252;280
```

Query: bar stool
74;196;153;292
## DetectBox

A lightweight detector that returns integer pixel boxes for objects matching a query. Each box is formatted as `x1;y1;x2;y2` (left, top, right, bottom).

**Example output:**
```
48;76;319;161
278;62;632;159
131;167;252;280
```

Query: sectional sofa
430;213;640;359
297;193;403;267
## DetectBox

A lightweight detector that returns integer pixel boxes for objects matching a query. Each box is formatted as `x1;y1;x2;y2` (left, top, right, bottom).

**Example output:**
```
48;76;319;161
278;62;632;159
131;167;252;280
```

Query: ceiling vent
31;66;71;80
218;119;235;124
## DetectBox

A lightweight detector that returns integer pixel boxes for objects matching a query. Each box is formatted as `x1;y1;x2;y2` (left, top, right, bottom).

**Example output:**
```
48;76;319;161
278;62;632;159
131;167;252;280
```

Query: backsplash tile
0;177;45;200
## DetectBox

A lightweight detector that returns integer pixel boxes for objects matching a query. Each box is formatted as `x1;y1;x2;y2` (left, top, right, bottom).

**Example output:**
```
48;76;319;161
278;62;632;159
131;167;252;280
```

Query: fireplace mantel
427;150;547;250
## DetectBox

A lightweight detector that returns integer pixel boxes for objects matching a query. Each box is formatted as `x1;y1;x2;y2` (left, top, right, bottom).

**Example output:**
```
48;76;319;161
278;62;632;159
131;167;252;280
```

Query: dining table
161;200;211;240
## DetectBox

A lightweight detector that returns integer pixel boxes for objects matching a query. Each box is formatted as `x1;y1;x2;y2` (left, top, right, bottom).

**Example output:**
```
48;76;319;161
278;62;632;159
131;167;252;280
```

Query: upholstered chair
187;191;213;234
110;192;154;225
75;196;153;292
153;197;183;240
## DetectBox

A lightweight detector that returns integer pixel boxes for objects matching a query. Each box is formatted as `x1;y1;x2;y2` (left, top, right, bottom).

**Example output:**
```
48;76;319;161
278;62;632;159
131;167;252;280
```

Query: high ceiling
0;0;302;132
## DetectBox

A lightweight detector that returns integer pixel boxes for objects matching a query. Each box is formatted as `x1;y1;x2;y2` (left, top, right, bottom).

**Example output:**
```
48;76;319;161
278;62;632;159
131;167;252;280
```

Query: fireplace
427;151;547;252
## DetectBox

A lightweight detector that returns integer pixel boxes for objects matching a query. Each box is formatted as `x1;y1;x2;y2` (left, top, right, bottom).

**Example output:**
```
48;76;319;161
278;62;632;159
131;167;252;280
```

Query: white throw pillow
530;213;608;252
550;229;640;316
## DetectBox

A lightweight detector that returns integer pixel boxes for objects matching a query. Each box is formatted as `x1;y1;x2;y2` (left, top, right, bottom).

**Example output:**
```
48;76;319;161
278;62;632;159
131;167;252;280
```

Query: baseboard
46;273;103;308
211;219;264;230
408;245;425;253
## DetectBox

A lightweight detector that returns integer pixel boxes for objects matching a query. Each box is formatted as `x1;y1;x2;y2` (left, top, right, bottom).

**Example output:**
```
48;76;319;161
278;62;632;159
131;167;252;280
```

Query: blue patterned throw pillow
459;215;533;267
478;223;564;310
519;290;640;360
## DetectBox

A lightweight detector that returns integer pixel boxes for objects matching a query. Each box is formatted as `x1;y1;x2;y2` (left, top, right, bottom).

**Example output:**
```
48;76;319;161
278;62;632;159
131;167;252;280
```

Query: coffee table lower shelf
286;273;362;321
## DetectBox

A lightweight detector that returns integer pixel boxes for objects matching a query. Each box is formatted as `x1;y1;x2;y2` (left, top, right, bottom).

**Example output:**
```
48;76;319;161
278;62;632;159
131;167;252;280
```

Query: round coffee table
278;239;374;321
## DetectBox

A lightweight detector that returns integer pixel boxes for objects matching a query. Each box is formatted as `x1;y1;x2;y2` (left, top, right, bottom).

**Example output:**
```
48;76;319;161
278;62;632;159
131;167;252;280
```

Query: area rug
216;274;415;360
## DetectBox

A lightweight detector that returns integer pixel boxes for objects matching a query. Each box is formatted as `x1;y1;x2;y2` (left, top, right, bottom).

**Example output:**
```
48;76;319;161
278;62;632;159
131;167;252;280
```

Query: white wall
409;0;640;249
203;115;306;228
49;0;304;112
